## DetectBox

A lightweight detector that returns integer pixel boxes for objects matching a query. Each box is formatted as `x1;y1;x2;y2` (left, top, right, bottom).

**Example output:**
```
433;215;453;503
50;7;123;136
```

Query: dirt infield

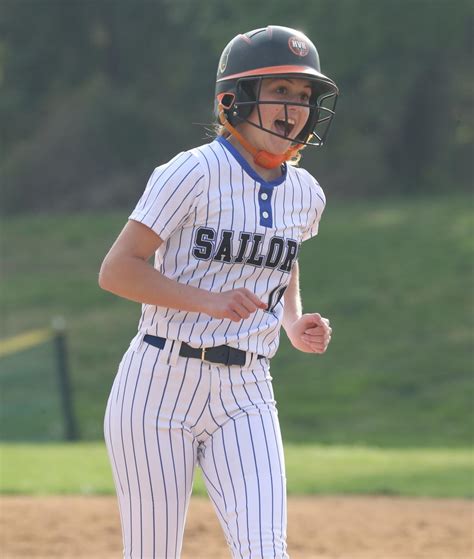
1;496;472;558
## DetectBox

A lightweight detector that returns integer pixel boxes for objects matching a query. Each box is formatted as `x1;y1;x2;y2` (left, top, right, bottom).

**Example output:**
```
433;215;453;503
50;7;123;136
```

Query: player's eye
275;85;288;95
300;92;310;103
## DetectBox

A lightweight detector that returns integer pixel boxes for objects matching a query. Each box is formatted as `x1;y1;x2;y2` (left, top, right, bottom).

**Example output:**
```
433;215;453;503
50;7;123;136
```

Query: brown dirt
0;495;472;559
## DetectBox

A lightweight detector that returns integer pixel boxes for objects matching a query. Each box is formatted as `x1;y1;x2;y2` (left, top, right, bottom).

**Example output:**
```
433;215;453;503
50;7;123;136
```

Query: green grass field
1;194;473;446
1;443;472;498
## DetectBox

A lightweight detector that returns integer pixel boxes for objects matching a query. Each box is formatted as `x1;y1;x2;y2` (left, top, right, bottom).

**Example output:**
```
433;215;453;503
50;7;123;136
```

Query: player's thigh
105;344;198;558
200;405;288;559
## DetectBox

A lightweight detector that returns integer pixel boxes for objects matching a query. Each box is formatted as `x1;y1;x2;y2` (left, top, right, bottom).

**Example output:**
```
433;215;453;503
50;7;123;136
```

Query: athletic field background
1;443;472;498
1;194;472;449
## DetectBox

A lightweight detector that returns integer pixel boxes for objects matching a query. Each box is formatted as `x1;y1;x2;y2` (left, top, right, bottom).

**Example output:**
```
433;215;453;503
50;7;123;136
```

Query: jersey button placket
258;185;274;228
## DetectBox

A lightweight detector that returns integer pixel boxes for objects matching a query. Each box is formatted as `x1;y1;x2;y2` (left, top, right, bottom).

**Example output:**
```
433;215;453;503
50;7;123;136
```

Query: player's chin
268;136;293;154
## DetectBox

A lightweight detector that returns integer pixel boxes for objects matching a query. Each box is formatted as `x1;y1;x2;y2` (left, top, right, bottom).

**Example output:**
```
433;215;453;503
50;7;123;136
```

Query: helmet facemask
221;76;338;148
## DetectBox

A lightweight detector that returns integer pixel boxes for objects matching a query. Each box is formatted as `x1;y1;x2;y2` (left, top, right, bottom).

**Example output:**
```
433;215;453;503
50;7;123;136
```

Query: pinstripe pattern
105;136;325;557
105;345;289;558
128;137;325;359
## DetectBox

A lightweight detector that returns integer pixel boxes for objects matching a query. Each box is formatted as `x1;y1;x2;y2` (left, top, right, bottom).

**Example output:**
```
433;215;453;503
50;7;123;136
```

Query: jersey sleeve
129;152;205;241
301;174;326;242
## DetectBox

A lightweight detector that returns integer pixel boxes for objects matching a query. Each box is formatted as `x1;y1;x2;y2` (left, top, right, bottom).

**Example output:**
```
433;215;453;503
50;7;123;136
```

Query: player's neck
226;135;283;182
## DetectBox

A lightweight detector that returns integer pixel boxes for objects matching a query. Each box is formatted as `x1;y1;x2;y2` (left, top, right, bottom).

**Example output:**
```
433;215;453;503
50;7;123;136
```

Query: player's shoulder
157;144;201;172
289;165;326;205
147;142;218;186
146;140;223;196
147;140;218;184
188;138;227;168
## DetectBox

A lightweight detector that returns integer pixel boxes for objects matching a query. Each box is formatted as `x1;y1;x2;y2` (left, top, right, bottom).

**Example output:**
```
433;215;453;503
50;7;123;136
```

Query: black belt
143;335;264;367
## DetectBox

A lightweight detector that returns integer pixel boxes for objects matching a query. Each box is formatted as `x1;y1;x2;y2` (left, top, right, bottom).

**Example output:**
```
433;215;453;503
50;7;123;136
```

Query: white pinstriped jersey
129;136;325;358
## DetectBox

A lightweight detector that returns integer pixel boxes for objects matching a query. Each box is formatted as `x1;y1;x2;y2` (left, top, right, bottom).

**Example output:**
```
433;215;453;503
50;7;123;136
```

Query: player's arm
98;220;266;322
282;261;332;354
281;261;303;331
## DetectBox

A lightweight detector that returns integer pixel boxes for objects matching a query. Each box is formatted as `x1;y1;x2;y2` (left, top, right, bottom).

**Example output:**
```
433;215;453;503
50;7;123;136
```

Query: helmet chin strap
218;105;303;170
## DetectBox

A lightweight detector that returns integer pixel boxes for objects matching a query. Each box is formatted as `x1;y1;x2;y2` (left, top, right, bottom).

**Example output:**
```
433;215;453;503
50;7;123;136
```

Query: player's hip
104;338;275;434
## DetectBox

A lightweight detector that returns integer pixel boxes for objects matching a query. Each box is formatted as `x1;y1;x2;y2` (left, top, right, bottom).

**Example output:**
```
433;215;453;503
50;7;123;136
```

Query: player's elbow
98;256;115;292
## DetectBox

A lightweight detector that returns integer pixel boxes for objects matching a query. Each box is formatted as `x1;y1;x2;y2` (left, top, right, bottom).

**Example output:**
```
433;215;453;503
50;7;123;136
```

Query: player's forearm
282;261;303;333
98;254;213;314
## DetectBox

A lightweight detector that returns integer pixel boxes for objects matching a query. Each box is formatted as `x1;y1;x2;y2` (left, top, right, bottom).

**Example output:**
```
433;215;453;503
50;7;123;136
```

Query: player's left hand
286;313;332;354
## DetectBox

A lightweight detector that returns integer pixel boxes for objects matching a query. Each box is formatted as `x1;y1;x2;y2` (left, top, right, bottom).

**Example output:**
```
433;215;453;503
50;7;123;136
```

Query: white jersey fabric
129;136;325;359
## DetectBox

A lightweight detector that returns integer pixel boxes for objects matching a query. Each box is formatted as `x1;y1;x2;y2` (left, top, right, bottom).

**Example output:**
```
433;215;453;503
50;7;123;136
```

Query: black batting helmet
215;25;339;146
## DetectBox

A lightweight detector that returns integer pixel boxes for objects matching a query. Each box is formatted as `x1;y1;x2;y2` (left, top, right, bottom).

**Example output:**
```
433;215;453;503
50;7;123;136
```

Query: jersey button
261;193;268;200
262;211;269;219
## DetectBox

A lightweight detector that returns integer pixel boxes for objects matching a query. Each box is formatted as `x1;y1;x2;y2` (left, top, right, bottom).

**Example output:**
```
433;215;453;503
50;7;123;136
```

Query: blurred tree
0;0;472;213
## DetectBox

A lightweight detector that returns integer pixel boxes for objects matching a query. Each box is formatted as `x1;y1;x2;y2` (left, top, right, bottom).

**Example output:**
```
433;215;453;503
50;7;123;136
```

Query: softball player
99;25;338;559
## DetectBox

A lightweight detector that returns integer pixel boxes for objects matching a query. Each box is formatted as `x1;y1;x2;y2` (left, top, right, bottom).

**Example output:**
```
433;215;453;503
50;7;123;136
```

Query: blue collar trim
216;136;287;187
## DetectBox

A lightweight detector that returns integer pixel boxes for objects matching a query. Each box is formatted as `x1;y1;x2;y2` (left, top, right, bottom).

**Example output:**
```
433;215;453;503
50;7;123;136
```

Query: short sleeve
301;175;326;242
129;152;205;241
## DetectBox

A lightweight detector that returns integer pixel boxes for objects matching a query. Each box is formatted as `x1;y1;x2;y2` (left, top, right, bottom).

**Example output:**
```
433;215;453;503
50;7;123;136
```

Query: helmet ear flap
228;79;257;125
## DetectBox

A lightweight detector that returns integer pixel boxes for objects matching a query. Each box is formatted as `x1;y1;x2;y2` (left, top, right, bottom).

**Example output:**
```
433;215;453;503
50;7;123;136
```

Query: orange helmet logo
288;36;309;57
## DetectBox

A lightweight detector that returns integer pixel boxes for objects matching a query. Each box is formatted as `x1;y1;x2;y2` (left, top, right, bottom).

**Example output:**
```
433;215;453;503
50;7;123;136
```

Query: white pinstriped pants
104;337;289;559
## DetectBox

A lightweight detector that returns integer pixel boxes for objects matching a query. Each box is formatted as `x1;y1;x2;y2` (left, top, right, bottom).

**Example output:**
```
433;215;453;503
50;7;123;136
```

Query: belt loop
224;346;232;366
129;332;144;353
168;339;181;367
244;350;256;369
157;338;173;365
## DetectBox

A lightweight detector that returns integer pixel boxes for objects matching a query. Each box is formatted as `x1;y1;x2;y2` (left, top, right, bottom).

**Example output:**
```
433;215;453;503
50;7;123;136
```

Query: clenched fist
285;313;332;354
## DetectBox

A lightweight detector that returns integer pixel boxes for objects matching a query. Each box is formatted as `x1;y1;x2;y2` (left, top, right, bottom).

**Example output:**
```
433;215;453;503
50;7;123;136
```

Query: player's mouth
273;117;296;138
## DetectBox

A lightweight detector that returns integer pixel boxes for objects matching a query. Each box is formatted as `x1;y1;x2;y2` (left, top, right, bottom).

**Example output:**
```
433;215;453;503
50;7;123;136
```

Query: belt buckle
201;347;207;361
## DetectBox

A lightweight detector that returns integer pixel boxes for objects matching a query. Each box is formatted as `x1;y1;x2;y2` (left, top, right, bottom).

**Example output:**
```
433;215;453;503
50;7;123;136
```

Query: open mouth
274;118;296;138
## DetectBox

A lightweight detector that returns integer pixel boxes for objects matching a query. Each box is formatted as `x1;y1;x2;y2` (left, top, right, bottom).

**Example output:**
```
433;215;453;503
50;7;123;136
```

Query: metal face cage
226;76;338;147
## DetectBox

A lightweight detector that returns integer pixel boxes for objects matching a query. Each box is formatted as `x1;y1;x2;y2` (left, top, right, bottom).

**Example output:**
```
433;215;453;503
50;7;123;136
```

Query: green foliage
1;195;472;446
0;341;65;441
0;1;472;213
279;193;474;446
1;443;472;497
